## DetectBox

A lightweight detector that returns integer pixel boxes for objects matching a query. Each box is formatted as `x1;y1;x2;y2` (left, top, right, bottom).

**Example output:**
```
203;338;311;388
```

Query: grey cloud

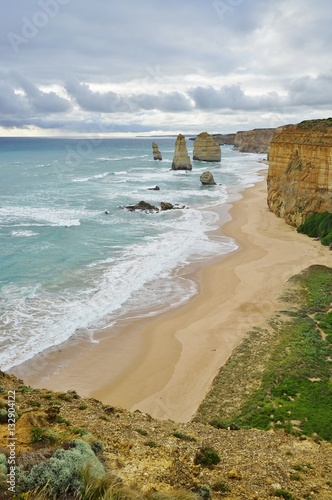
0;80;27;115
288;75;332;106
13;74;71;113
65;80;126;113
131;92;193;112
0;72;71;127
66;79;193;113
0;0;332;134
189;85;284;111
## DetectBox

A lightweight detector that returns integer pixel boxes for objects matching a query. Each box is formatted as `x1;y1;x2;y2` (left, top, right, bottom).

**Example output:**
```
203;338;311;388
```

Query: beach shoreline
10;174;331;422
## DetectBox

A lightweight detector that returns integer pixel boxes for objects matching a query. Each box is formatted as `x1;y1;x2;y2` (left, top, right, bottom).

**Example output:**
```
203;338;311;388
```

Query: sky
1;0;332;136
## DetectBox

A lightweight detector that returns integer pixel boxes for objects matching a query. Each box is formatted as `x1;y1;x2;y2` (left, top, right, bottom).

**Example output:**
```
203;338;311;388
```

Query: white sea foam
0;207;234;370
72;172;109;182
0;206;89;227
11;230;38;237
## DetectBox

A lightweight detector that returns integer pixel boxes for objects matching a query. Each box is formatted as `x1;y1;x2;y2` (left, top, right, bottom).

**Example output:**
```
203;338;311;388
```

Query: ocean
0;137;264;371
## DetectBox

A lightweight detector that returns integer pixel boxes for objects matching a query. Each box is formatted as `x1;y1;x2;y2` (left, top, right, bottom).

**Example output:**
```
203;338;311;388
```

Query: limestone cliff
152;141;162;160
193;132;221;162
171;134;192;170
234;128;275;154
267;119;332;226
212;133;236;145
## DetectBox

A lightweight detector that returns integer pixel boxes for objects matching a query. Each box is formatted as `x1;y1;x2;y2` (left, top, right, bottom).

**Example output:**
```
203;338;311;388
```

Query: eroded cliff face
234;128;275;154
267;119;332;226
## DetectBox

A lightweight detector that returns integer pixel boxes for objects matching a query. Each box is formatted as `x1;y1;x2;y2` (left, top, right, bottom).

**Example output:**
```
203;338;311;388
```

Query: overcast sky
1;0;332;136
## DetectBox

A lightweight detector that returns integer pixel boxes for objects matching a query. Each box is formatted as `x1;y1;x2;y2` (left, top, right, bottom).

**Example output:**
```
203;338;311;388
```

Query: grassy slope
195;265;332;442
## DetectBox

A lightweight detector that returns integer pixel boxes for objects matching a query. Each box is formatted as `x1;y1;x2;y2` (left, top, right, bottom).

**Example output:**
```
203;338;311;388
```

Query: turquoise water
0;137;264;370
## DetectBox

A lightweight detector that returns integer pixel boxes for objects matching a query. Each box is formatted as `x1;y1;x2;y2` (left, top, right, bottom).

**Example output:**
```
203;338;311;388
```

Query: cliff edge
233;128;275;154
267;119;332;226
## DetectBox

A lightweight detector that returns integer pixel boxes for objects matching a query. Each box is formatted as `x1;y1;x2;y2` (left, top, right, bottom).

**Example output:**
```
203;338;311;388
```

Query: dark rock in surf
125;200;159;212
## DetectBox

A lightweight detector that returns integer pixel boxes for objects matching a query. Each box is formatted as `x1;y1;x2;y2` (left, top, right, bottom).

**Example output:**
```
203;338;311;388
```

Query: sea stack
171;134;192;170
152;142;162;160
200;171;216;185
193;132;221;162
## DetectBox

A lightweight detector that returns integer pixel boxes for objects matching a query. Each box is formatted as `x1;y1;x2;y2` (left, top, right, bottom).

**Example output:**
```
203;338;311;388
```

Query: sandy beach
11;174;331;423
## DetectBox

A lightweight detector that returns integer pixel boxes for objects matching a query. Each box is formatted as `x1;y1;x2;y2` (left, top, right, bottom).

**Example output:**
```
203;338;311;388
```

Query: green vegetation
144;440;158;448
231;316;332;440
73;427;89;437
57;392;73;402
274;489;295;500
297;212;332;246
0;454;7;475
15;438;200;499
211;479;231;494
173;431;197;442
196;265;332;442
0;409;7;424
17;440;105;497
297;117;332;131
194;446;221;467
135;428;148;436
18;385;34;393
56;415;71;426
30;427;61;445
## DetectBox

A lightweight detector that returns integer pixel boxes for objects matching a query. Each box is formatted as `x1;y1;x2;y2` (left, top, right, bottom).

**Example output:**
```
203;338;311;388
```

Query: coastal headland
11;171;331;422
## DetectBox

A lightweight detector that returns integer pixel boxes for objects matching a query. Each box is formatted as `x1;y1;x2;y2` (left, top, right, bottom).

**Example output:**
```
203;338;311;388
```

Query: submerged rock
171;134;192;170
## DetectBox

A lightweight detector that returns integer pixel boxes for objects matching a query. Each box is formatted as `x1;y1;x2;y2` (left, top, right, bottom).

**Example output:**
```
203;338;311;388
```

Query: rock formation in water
200;171;216;185
193;132;221;162
152;142;162;160
171;134;192;171
267;119;332;226
125;200;185;212
234;128;276;154
125;200;159;212
160;202;174;211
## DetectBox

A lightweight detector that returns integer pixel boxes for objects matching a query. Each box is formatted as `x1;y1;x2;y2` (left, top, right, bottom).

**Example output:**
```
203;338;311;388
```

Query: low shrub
135;428;148;436
274;489;295;499
144;440;158;448
0;409;7;424
173;431;197;442
30;427;60;445
0;454;7;475
194;446;220;467
212;479;231;493
297;212;332;246
17;439;105;496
